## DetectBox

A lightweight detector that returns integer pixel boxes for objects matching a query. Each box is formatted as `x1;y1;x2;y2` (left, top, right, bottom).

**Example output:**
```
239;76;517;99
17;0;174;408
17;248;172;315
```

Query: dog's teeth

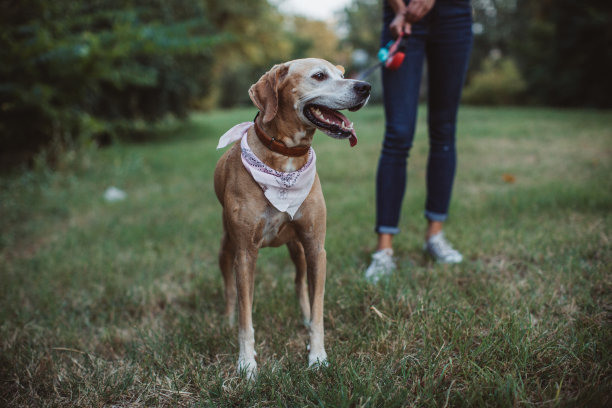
310;106;354;132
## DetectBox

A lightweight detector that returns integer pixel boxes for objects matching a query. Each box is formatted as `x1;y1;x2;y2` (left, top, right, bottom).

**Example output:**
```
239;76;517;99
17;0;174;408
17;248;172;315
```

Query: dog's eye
311;72;327;81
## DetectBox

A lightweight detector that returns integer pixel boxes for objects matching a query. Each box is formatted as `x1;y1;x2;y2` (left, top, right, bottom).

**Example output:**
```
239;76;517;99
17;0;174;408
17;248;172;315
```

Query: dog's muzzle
303;81;371;147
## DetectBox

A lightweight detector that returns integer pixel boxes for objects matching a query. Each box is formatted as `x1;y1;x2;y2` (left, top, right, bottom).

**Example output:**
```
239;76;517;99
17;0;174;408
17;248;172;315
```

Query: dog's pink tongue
349;129;357;147
329;109;357;147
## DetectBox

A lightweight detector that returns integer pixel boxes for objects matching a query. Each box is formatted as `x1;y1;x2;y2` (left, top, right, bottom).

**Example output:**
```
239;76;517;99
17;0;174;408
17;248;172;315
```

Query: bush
512;0;612;108
462;56;527;106
0;0;224;168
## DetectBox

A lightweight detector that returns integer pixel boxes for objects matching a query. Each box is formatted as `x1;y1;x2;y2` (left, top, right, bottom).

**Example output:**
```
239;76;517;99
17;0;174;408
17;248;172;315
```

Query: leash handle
385;31;407;70
356;31;408;80
378;31;403;62
388;32;404;57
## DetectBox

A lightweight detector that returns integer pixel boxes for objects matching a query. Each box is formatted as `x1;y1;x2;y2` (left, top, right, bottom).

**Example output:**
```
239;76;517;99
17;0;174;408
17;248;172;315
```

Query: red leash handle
357;31;408;80
387;32;404;57
385;31;406;70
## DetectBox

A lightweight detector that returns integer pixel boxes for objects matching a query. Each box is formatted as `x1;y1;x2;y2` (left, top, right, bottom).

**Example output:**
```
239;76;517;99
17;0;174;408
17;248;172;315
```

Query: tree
470;0;520;78
201;0;292;108
337;0;383;101
210;6;347;108
341;0;382;54
0;0;223;167
287;17;344;62
512;0;612;107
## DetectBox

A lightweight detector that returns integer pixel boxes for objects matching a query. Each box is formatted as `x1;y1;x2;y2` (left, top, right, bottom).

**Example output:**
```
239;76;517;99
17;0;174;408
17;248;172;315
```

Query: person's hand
390;12;411;37
389;0;435;38
403;0;435;23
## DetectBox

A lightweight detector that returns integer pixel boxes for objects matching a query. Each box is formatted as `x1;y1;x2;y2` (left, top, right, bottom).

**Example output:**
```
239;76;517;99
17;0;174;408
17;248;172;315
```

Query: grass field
1;105;611;407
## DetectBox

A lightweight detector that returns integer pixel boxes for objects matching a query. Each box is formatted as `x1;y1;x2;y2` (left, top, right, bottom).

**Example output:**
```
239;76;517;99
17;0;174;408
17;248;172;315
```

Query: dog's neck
249;114;316;172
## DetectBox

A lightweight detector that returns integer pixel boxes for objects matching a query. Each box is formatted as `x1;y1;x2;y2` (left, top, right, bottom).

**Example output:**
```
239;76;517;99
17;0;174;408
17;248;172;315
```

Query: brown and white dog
214;58;370;379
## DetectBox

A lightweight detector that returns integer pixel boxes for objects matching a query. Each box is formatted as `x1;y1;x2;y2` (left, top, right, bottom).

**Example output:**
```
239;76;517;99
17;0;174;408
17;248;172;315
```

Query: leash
355;32;408;80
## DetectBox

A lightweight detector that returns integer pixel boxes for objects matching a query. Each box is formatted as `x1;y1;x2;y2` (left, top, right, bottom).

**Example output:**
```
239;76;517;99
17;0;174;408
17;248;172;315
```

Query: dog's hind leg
219;232;237;326
287;240;311;327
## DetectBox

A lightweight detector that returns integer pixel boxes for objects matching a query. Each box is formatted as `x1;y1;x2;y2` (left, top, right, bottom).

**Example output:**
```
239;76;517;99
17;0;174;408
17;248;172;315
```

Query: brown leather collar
254;114;310;157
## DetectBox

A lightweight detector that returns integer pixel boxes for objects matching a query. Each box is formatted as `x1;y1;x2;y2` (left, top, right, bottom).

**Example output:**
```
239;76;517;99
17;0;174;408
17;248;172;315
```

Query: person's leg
423;1;473;260
375;24;427;246
366;18;427;281
375;233;394;251
425;3;472;225
426;220;444;240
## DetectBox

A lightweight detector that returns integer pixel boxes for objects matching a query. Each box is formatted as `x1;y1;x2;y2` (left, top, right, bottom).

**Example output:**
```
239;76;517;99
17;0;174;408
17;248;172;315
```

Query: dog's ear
249;63;290;124
335;65;345;75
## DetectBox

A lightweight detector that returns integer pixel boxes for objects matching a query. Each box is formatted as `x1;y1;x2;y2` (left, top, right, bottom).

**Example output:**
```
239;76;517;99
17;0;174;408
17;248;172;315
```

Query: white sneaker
424;232;463;263
364;248;396;283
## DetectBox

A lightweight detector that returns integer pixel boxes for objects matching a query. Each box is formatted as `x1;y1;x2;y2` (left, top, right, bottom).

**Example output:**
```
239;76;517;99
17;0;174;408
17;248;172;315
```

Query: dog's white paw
308;350;328;368
237;358;257;381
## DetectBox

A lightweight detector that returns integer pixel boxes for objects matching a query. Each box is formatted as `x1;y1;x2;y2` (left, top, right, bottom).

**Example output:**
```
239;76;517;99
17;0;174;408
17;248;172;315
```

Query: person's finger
404;3;430;22
390;15;404;38
404;22;412;35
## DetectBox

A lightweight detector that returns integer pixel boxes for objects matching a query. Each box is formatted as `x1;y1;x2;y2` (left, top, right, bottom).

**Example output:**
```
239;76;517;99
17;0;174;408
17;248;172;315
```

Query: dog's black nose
354;81;371;97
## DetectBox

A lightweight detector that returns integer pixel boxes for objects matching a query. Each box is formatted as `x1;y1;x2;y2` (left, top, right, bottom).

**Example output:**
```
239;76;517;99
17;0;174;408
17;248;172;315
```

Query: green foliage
462;57;527;105
0;0;224;167
341;0;382;54
340;0;382;73
464;0;612;107
211;13;347;109
512;0;612;107
339;0;384;102
470;0;519;75
195;0;292;109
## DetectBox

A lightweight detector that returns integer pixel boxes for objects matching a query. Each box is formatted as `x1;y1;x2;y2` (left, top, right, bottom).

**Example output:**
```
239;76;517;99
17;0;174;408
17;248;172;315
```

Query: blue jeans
376;0;473;235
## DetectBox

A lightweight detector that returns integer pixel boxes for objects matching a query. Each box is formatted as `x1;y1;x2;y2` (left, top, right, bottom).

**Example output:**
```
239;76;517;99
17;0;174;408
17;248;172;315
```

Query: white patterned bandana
217;122;317;219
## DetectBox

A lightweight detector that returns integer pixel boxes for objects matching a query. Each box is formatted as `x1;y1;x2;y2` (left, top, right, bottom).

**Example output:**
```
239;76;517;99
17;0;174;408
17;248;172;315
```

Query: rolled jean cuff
425;210;448;222
376;225;400;235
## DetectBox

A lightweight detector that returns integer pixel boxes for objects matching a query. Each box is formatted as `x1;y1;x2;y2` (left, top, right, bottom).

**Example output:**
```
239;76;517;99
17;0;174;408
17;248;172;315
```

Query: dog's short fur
214;58;370;379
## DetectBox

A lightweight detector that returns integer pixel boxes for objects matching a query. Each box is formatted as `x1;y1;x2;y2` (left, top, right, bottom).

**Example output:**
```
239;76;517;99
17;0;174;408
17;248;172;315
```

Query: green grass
1;106;611;407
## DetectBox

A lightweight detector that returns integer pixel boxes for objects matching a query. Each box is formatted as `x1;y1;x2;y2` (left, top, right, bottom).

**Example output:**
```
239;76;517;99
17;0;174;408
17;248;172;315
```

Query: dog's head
249;58;371;147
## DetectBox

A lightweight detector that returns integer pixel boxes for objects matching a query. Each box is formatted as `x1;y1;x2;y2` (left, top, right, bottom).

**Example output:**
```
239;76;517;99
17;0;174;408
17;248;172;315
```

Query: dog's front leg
303;240;328;368
234;247;258;380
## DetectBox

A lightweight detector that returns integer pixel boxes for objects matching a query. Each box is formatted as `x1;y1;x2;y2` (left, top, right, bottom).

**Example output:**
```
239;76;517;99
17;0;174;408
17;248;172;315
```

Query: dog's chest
260;210;294;247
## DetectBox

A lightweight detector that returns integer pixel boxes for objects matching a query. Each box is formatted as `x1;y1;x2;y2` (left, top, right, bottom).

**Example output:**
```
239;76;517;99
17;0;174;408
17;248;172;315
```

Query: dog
214;58;370;379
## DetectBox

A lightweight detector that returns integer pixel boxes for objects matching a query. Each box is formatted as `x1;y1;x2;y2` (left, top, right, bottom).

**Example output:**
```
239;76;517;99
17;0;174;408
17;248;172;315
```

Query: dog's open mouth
304;104;360;147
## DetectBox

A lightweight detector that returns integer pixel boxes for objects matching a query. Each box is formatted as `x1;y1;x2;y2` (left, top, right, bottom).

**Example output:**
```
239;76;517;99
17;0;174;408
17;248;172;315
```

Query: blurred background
1;0;611;169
